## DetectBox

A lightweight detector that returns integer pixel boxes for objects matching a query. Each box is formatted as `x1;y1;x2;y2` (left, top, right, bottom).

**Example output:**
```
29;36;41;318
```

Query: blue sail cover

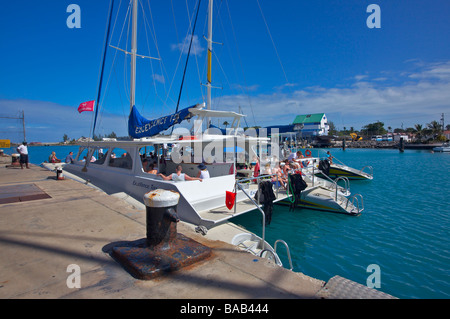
128;105;195;138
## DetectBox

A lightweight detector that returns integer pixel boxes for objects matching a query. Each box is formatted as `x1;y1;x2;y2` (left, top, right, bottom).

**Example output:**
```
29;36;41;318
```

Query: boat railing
235;178;269;247
334;176;351;198
345;193;364;214
273;239;294;270
360;165;373;177
235;174;294;270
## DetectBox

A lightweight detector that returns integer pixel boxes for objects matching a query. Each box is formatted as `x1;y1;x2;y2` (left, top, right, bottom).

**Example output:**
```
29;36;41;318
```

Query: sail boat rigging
94;0;210;139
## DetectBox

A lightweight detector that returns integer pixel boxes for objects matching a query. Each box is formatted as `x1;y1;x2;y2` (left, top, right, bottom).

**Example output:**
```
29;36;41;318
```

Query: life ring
305;149;312;157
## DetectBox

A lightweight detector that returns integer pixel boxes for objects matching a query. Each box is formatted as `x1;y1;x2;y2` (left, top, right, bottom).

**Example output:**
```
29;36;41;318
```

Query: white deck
198;183;291;225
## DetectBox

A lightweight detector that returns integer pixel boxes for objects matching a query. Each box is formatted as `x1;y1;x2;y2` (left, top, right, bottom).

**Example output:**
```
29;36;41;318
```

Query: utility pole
0;110;26;142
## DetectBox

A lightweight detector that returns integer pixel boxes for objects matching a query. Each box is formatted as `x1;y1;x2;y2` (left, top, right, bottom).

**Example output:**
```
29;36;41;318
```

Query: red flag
225;191;237;210
78;100;95;113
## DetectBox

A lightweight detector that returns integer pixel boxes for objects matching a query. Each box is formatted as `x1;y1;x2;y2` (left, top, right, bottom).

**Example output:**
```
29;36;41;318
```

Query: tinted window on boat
91;148;108;165
109;148;132;170
76;148;89;162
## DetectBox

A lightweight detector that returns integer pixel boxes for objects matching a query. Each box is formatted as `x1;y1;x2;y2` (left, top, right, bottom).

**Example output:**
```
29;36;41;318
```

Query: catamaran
43;1;365;268
41;0;300;266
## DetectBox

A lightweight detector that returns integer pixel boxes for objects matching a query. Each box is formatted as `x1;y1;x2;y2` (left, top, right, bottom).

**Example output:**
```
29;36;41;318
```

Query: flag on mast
78;100;95;113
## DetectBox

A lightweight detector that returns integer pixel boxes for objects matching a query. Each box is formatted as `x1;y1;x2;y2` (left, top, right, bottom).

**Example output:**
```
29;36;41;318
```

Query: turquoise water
4;146;449;298
231;148;450;299
5;145;81;165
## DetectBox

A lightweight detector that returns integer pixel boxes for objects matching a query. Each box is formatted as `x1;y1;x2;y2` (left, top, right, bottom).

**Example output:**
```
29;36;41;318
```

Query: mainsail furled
128;104;200;138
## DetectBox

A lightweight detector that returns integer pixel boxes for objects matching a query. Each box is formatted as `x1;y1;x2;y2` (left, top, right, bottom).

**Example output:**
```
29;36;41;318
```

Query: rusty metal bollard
110;189;211;280
143;189;180;248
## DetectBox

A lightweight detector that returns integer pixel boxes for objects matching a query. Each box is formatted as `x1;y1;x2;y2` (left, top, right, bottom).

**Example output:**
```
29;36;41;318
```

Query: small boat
279;182;363;215
433;143;450;152
314;154;373;181
290;185;363;215
282;149;373;181
322;162;373;180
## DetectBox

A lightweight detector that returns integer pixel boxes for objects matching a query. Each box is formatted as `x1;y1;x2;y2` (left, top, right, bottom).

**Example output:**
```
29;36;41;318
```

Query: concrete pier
0;161;396;300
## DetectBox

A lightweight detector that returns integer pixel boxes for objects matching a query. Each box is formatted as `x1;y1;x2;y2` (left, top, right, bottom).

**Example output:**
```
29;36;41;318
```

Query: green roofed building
292;113;329;137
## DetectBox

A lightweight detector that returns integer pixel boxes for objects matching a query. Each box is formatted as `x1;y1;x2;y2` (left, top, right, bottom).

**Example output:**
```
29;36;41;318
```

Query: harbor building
293;113;329;137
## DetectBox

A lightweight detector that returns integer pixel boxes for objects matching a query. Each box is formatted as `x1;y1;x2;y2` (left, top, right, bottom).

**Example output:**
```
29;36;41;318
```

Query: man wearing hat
197;163;210;179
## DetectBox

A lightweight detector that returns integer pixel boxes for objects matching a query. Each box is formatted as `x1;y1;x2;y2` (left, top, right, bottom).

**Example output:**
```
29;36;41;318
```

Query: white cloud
214;61;450;129
408;61;450;80
354;74;368;81
171;35;205;56
152;74;165;84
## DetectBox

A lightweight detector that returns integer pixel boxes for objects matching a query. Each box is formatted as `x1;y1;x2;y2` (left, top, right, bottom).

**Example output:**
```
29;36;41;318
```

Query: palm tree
223;121;229;129
427;120;442;137
414;124;423;141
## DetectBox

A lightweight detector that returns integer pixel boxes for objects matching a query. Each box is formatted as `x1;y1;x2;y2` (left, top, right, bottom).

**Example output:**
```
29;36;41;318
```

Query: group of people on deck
141;153;209;182
139;148;333;185
248;149;322;190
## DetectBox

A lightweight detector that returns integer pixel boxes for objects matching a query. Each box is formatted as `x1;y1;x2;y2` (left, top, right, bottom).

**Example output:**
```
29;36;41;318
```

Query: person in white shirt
17;141;30;169
158;165;202;182
196;163;210;179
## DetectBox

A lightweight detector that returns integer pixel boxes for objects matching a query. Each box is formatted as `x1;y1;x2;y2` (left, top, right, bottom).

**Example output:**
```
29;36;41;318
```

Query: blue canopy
256;124;295;134
128;105;196;138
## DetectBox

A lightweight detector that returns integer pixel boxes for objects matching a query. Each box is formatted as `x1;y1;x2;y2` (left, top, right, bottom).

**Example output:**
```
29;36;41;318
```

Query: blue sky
1;0;449;142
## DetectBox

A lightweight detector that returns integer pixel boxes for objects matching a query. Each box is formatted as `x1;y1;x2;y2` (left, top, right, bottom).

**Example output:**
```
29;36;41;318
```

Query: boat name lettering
132;180;156;190
135;116;169;134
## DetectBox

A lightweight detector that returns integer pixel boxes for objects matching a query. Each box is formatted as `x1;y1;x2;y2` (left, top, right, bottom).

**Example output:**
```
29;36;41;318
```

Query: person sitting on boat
158;165;202;182
196;163;210;179
282;160;291;177
262;162;272;175
272;162;286;189
49;151;61;163
65;151;74;164
253;157;260;178
147;163;158;175
287;151;300;169
325;151;333;164
142;158;153;173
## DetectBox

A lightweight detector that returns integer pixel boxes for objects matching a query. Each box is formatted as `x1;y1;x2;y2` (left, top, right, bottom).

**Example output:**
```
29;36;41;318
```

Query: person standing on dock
17;141;30;169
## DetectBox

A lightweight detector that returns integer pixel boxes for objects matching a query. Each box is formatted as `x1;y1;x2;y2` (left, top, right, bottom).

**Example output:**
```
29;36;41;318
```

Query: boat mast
206;0;213;128
130;0;138;112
